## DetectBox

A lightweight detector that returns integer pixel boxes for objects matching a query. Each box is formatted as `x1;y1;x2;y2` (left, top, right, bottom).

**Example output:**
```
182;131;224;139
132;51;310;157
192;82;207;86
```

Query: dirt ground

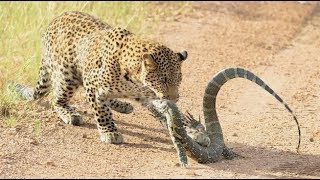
1;1;320;178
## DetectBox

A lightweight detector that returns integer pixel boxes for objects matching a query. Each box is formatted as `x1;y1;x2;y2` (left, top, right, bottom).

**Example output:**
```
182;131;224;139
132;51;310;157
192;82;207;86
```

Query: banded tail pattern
203;67;301;152
7;81;34;100
6;65;51;101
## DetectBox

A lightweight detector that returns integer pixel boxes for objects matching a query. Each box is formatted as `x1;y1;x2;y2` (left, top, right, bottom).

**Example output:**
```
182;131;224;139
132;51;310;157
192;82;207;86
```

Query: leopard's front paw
70;114;84;126
60;114;84;126
111;102;134;114
100;132;124;144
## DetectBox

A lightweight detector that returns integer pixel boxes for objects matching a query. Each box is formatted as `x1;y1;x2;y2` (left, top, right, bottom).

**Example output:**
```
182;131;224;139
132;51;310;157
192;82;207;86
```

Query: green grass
33;119;42;137
0;91;19;117
0;1;192;118
4;117;18;128
0;90;21;127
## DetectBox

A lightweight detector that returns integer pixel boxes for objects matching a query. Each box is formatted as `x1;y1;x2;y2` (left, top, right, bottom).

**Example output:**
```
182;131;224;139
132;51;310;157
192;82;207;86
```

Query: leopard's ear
177;50;188;61
142;54;157;71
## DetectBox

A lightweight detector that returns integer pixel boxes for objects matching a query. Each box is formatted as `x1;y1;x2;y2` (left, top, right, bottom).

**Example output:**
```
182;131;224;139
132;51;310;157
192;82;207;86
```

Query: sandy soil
1;1;320;178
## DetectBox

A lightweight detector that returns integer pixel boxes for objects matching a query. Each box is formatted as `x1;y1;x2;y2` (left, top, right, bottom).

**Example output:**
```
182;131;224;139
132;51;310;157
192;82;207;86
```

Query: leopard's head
140;45;187;102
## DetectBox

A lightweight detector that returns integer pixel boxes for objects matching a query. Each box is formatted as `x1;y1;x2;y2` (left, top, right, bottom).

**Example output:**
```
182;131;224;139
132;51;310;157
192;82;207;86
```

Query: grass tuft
33;119;42;137
4;117;18;128
0;90;19;117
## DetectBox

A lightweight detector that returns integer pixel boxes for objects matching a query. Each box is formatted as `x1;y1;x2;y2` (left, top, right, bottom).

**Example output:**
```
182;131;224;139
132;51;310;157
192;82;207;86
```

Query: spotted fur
7;11;188;144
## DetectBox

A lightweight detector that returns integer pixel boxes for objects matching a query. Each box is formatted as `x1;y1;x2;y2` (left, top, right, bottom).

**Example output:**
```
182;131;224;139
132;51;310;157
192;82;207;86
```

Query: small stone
266;46;272;50
7;128;17;135
232;133;238;137
186;170;197;176
82;134;87;138
309;137;314;142
30;140;39;145
220;105;226;109
15;126;21;131
46;161;55;166
57;122;64;126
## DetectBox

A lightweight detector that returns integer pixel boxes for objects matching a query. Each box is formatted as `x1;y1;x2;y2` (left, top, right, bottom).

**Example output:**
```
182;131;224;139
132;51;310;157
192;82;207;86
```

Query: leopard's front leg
85;87;124;144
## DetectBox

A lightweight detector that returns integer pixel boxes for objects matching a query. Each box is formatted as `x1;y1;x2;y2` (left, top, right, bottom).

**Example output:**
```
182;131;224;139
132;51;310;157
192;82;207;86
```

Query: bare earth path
1;2;319;178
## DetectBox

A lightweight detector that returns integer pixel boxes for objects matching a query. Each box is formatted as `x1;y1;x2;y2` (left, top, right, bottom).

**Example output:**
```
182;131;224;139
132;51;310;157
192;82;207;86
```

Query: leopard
8;11;188;144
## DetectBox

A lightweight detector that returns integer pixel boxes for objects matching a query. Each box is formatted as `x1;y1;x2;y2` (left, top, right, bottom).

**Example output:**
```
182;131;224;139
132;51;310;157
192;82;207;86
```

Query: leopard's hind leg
52;70;83;126
33;64;52;100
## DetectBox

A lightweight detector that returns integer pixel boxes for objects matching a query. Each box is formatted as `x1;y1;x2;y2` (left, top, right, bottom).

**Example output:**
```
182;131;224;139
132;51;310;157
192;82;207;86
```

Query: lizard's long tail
7;65;51;101
203;67;301;152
